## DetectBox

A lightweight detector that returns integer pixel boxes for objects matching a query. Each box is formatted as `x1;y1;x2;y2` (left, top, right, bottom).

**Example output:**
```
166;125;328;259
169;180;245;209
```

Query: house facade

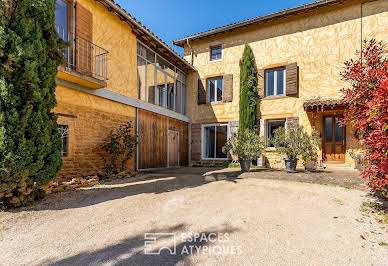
54;0;194;179
174;0;388;168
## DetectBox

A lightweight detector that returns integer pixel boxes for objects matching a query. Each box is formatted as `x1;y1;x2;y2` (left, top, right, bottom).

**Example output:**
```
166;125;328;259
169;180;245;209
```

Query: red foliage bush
341;39;388;196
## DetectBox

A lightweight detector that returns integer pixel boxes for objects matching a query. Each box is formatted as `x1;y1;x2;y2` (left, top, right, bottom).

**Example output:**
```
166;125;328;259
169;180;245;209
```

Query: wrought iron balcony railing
56;24;109;81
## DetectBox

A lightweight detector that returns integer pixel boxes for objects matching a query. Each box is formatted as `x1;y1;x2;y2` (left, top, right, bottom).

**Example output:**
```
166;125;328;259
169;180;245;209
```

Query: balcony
56;25;109;89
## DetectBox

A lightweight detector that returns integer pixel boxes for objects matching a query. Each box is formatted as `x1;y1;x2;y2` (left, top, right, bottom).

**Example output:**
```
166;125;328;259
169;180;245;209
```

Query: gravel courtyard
1;167;387;265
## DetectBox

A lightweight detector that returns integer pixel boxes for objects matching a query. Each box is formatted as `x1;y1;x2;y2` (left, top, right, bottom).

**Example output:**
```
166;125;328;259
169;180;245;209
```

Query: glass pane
137;57;147;101
211;47;222;60
167;75;174;110
216;126;228;158
276;69;284;95
266;71;274;96
146;62;156;104
156;70;166;107
325;117;333;142
209;79;215;103
55;0;68;31
175;80;182;114
216;78;223;102
204;126;215;158
157;56;175;77
267;120;285;146
335;118;343;142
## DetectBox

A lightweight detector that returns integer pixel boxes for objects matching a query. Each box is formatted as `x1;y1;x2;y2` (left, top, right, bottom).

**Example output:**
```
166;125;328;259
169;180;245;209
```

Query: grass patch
227;162;264;169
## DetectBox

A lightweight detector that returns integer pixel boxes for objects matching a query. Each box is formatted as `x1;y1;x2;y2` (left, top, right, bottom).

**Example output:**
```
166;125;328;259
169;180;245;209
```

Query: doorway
323;115;346;163
168;130;179;167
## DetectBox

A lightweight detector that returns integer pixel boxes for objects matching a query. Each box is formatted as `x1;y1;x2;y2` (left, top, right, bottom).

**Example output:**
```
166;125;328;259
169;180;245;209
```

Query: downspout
186;39;193;65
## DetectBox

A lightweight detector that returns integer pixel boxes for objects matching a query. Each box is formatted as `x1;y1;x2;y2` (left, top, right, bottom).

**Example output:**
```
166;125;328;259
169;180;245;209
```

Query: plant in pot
301;131;320;171
270;126;317;172
222;129;265;172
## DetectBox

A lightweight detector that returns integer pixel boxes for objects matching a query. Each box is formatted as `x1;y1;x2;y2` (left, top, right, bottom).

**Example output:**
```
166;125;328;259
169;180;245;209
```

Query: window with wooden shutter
257;69;265;98
223;74;233;102
286;62;298;95
198;78;206;105
75;3;93;75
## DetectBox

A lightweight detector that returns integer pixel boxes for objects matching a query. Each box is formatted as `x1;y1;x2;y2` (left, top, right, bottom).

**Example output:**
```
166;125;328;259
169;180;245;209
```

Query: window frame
209;43;223;62
58;124;70;158
207;77;223;104
201;123;229;160
266;119;286;146
265;67;286;97
136;40;187;115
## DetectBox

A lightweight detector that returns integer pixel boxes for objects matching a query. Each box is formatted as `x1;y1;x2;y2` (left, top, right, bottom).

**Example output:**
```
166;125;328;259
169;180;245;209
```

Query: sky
115;0;313;56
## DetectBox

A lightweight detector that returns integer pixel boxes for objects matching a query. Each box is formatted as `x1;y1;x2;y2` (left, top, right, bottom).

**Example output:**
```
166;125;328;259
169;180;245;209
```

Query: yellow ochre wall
184;0;388;167
55;0;138;179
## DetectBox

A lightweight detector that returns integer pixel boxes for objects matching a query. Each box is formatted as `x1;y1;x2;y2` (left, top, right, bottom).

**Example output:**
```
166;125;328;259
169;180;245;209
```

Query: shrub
0;0;65;207
341;39;388;196
270;126;318;160
101;122;136;175
239;43;258;132
222;129;265;160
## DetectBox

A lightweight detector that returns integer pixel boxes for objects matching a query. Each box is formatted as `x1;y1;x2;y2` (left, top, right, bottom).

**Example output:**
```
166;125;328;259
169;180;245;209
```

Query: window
58;125;69;157
208;77;223;103
202;125;228;159
209;44;222;61
266;119;285;146
266;68;285;97
137;41;187;114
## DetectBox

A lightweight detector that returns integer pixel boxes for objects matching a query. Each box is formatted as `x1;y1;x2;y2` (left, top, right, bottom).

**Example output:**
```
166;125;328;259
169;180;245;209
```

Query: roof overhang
304;99;347;112
173;0;349;47
95;0;196;73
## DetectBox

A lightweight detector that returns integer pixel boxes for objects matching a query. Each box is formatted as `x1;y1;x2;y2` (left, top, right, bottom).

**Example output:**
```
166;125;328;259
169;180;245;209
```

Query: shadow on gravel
42;223;239;266
9;168;243;212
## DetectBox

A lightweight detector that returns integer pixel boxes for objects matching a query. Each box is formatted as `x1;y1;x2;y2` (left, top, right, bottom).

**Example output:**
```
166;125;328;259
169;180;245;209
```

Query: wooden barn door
168;131;179;167
323;115;345;163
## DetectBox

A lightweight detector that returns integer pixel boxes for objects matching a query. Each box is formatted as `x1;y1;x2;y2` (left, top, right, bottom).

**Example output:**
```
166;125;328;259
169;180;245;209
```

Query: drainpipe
186;39;193;65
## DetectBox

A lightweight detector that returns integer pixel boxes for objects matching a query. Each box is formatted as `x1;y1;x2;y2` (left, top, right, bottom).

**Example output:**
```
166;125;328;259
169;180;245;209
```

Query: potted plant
270;126;317;172
222;129;265;172
301;131;320;171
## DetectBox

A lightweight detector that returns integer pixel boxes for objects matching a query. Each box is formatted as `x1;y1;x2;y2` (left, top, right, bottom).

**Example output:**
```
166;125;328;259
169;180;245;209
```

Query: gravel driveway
1;167;387;265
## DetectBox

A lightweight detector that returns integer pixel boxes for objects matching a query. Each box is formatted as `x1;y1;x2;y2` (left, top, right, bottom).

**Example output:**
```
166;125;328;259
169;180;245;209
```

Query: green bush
270;126;318;160
101;122;136;175
222;129;265;160
0;0;65;207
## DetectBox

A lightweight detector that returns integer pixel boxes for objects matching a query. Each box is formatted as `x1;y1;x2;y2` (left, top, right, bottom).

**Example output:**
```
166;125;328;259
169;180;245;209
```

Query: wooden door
169;131;179;167
323;116;345;162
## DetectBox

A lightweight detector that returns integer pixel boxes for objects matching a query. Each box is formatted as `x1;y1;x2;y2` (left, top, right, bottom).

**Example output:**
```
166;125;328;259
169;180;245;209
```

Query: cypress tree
239;43;258;132
0;0;64;207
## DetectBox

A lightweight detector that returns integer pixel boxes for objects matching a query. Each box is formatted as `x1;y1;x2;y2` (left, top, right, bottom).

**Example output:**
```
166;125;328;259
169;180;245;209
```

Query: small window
202;125;228;159
266;119;285;146
58;125;69;157
208;77;223;103
266;68;285;97
209;44;222;61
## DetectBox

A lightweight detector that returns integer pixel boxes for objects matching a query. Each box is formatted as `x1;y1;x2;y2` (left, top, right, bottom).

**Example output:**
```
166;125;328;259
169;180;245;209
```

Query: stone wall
54;87;136;180
183;0;388;168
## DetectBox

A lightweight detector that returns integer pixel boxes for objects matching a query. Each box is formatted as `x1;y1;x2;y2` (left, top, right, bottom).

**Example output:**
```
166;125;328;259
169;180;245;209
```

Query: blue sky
116;0;312;55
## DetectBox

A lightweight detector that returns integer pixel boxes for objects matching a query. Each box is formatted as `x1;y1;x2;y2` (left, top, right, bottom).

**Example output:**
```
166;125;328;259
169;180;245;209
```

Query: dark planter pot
285;158;298;172
240;159;251;172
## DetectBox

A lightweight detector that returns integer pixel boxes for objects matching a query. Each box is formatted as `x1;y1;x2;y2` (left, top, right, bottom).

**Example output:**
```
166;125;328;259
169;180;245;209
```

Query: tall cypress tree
239;43;258;132
0;0;64;207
